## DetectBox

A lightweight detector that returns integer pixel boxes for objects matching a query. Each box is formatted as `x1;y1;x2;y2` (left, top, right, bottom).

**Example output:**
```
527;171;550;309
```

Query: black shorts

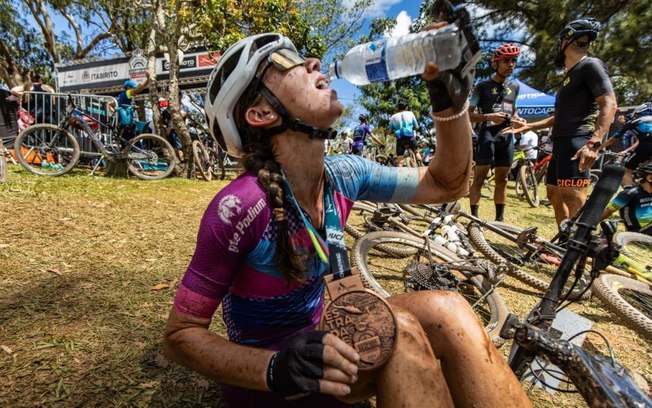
624;141;652;170
475;126;514;167
396;137;418;156
545;135;591;187
351;146;363;155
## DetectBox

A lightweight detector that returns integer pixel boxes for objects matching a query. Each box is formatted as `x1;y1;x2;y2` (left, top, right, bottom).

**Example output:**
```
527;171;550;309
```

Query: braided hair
239;128;308;283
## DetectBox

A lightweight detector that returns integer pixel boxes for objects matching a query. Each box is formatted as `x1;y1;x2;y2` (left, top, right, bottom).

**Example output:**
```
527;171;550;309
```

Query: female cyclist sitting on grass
162;13;532;408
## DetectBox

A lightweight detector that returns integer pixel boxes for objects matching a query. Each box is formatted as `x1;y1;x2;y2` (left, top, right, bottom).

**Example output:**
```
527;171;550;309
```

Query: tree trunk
105;159;130;178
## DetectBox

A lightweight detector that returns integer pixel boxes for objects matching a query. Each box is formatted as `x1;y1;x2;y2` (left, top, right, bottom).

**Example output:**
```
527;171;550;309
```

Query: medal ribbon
282;174;352;280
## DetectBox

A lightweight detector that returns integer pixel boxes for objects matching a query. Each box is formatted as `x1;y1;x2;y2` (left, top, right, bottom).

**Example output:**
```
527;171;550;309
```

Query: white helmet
205;33;337;157
205;33;296;157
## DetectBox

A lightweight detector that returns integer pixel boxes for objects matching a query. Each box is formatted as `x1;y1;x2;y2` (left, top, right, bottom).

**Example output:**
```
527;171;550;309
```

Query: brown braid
241;141;308;282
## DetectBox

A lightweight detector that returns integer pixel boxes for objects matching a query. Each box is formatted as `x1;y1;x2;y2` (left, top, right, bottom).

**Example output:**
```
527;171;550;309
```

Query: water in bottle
329;24;475;86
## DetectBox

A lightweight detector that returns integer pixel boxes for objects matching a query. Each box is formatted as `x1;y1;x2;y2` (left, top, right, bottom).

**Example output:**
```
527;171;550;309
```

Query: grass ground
0;164;650;407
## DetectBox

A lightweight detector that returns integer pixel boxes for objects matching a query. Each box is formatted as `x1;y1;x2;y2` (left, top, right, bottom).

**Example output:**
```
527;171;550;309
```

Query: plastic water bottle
329;24;464;85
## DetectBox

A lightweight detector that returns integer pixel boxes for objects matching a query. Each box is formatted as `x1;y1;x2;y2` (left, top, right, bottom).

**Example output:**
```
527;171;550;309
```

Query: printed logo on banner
162;55;197;72
129;49;148;79
82;71;90;82
198;52;222;67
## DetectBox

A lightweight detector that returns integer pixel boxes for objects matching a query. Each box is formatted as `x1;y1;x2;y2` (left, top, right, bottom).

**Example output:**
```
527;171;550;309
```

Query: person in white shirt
517;130;538;161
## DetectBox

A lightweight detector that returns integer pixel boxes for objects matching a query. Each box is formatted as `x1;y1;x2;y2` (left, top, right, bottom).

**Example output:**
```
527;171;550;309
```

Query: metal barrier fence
21;92;118;158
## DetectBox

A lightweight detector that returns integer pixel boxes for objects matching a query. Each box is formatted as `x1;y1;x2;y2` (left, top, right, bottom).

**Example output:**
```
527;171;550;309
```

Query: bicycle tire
403;149;418;168
0;154;6;183
610;232;652;280
514;171;524;196
192;140;212;181
467;221;557;292
594;274;652;341
211;150;226;180
14;124;80;176
345;202;419;257
126;133;176;180
346;202;427;241
467;221;594;300
518;164;540;207
351;231;509;346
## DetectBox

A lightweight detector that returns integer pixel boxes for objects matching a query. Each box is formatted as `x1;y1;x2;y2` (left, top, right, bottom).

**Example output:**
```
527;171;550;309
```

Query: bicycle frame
64;104;119;161
501;164;652;407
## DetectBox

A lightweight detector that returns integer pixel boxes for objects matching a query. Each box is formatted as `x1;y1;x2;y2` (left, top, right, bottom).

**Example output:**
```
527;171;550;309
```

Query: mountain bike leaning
500;164;652;407
14;94;176;180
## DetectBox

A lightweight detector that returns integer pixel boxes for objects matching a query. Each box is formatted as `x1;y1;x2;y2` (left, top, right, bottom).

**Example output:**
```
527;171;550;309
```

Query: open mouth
316;77;330;90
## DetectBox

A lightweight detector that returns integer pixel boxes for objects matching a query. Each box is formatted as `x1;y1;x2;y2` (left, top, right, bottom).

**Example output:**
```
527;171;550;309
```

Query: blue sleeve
325;155;419;203
607;188;636;211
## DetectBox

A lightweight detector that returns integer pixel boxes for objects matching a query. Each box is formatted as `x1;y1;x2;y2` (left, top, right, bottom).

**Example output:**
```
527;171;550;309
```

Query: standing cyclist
388;100;422;167
601;102;652;187
506;19;618;225
162;24;532;408
468;43;523;221
351;113;383;157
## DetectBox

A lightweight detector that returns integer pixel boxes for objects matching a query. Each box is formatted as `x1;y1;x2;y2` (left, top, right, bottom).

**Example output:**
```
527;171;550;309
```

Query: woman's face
263;58;343;129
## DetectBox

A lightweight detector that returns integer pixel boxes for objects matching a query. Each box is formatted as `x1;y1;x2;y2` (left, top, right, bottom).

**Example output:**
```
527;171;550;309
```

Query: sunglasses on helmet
251;48;305;90
573;40;591;49
268;48;305;71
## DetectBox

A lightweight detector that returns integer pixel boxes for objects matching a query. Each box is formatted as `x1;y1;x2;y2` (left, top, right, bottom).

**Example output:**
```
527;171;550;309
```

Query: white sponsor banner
56;49;221;91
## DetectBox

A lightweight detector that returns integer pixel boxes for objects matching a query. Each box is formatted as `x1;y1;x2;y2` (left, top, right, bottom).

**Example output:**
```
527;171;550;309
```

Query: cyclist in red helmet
468;42;525;221
506;19;618;225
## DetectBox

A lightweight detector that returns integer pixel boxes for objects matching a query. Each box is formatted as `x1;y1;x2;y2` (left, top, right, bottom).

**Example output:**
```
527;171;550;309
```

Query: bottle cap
328;62;339;80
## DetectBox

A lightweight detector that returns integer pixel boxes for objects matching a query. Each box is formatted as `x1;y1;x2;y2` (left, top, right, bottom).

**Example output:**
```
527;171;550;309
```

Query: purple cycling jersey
172;154;420;406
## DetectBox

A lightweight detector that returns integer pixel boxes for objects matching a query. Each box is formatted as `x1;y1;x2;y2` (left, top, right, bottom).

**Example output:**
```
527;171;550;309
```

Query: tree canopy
357;0;650;132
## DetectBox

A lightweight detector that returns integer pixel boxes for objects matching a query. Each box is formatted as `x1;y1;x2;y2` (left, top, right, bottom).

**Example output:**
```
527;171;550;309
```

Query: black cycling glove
426;0;479;114
266;330;327;399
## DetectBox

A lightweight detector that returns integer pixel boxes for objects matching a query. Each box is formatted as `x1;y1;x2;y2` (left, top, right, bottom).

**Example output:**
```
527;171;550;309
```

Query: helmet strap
258;85;338;140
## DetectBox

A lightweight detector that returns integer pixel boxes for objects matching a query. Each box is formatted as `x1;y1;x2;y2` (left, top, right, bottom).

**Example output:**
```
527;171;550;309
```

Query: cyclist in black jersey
602;102;652;186
505;19;618;225
468;43;524;221
602;162;652;235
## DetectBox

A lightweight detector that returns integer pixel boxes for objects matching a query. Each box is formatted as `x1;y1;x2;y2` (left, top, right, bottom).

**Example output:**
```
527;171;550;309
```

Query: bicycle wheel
375;154;389;166
518;164;540;207
594;274;652;340
514;171;524;196
14;124;80;176
351;231;508;346
613;232;652;281
192;140;212;181
0;153;6;183
467;221;560;292
125;133;176;180
403;150;418;168
211;149;226;180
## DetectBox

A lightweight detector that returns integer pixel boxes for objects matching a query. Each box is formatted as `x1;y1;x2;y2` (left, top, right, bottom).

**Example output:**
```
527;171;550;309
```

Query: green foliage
0;1;52;86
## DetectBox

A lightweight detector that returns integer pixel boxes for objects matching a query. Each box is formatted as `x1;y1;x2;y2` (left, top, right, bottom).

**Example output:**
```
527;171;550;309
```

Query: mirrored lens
270;48;305;71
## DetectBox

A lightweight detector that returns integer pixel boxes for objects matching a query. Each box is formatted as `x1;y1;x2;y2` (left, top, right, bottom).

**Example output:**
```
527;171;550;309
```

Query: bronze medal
319;270;396;371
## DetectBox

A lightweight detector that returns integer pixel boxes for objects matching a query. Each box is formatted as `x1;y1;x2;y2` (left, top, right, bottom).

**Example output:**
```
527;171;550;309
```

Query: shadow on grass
0;270;227;407
138;344;225;408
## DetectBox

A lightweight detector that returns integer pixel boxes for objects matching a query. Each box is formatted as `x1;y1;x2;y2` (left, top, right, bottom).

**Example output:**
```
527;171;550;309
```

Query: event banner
55;49;221;93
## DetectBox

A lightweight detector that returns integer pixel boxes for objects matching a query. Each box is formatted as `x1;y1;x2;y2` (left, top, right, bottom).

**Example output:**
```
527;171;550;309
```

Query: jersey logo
563;77;570;87
218;195;242;224
492;88;498;95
